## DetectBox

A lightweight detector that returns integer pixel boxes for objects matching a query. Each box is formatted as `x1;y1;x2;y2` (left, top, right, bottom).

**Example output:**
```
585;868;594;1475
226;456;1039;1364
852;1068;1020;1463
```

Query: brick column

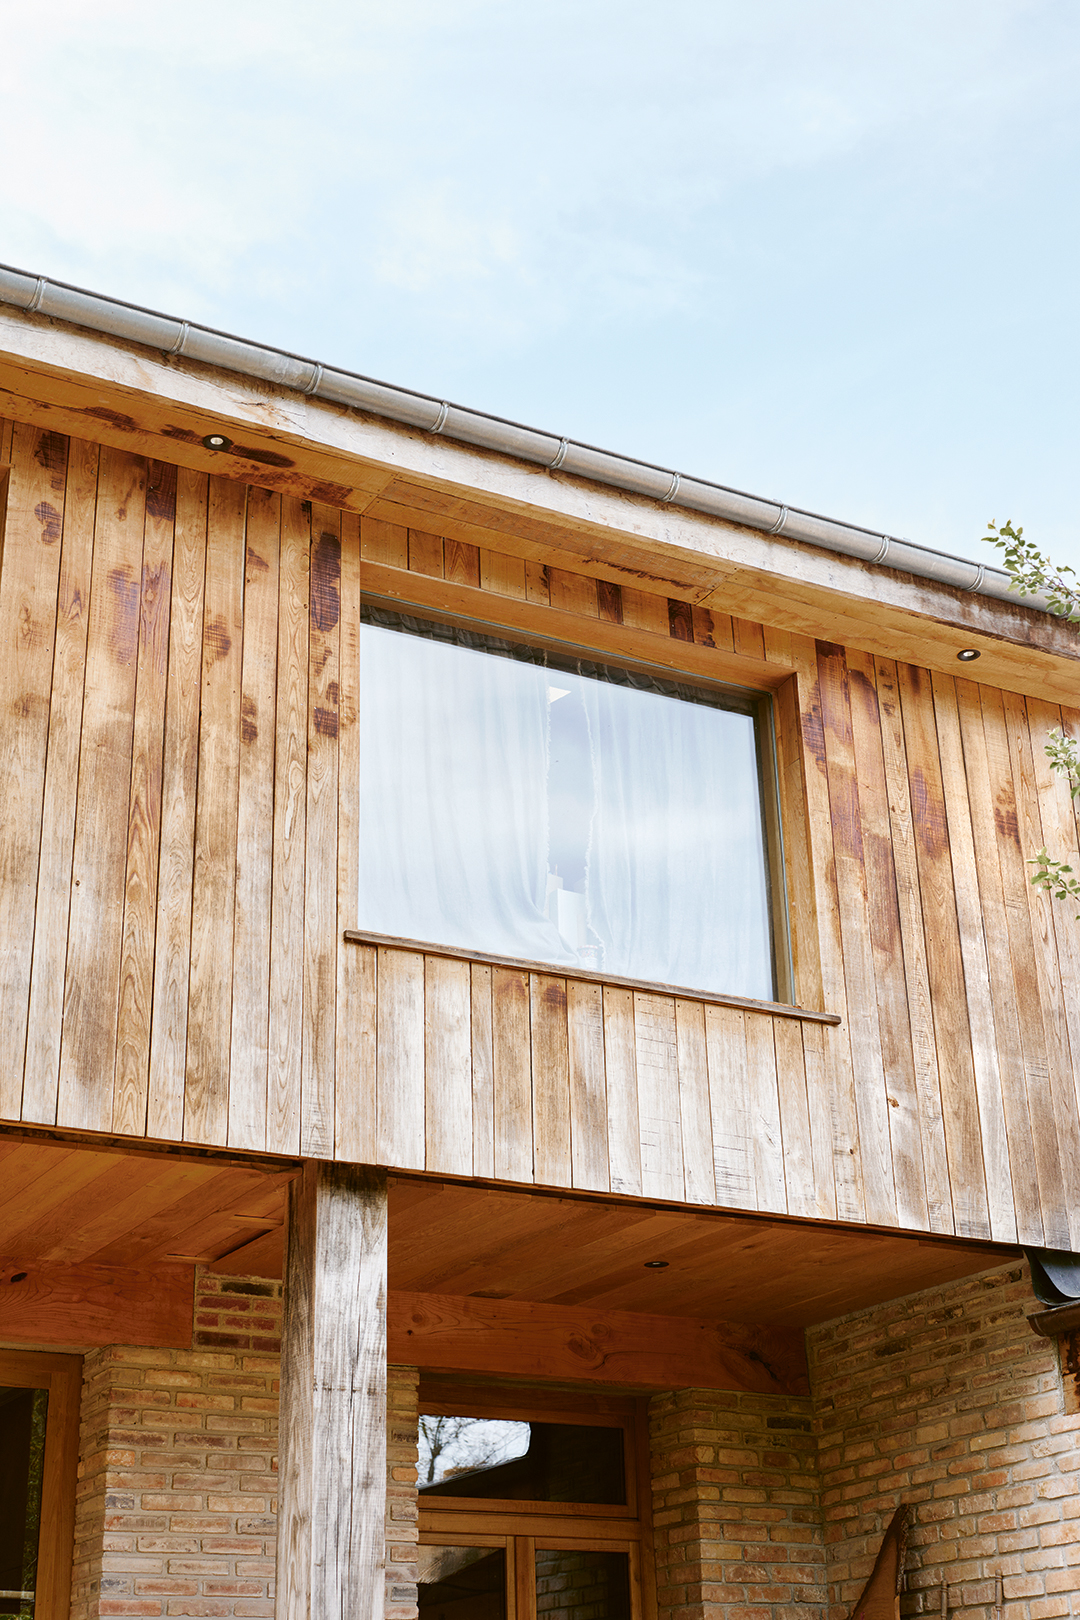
649;1388;824;1620
71;1275;282;1620
385;1368;420;1620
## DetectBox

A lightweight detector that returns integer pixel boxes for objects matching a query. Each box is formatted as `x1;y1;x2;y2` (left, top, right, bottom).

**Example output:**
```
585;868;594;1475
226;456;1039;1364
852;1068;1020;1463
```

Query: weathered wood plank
957;682;1044;1245
548;568;598;617
408;528;444;578
620;587;669;636
492;967;533;1183
0;426;69;1122
603;986;641;1197
59;446;146;1133
674;998;714;1205
279;1162;387;1620
524;560;550;604
633;993;683;1203
816;642;897;1227
376;948;425;1170
147;468;207;1141
846;649;926;1229
359;515;407;569
799;1020;837;1219
183;476;246;1145
771;672;823;1013
113;460;176;1136
22;437;98;1124
531;975;572;1187
1028;696;1080;1248
267;497;309;1155
335;512;371;1161
227;488;280;1151
566;979;609;1193
744;1015;786;1214
479;549;526;599
1001;689;1079;1249
424;954;473;1177
773;1017;816;1219
931;671;1016;1243
470;964;495;1179
874;657;952;1232
898;662;991;1240
444;539;480;588
787;635;864;1222
302;506;342;1157
705;1004;755;1210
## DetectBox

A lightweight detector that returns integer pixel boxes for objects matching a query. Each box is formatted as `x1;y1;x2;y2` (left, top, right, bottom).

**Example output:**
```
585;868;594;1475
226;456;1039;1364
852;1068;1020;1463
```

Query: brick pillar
385;1368;420;1620
649;1388;824;1620
70;1273;283;1620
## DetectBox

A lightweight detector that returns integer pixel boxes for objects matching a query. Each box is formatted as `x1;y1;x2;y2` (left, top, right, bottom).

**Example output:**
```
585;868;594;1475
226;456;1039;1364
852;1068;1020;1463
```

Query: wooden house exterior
1;282;1079;1620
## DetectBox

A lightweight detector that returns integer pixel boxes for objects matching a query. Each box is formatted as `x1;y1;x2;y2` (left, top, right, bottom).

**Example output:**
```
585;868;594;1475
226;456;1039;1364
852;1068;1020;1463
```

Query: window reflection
0;1388;48;1619
417;1546;505;1620
535;1550;630;1620
418;1417;625;1505
359;610;776;998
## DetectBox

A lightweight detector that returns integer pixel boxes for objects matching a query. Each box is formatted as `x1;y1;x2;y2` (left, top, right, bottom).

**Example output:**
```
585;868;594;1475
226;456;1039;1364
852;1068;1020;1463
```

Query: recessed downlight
202;432;232;451
957;648;981;662
644;1259;669;1269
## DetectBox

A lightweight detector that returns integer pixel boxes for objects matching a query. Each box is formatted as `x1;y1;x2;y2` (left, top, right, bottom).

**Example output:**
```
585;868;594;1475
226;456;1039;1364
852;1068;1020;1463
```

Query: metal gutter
0;263;1050;615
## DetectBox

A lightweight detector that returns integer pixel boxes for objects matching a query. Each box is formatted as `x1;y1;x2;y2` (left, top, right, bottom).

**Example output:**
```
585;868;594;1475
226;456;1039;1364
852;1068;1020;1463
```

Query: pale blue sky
3;0;1079;570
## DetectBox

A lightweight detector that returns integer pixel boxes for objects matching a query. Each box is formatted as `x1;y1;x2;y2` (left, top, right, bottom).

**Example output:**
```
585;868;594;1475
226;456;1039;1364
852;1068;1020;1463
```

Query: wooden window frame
355;589;796;1006
0;1349;81;1620
417;1380;656;1620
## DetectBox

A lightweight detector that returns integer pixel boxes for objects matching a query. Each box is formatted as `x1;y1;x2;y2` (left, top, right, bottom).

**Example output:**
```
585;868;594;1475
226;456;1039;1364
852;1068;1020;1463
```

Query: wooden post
278;1162;388;1620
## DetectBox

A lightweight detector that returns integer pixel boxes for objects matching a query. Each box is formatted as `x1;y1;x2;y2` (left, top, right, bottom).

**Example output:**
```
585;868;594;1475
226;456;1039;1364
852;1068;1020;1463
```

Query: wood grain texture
470;964;496;1179
0;427;69;1122
493;968;533;1183
376;949;426;1170
59;446;146;1133
674;999;714;1206
147;468;207;1141
184;476;246;1145
279;1162;387;1620
302;505;341;1157
603;987;641;1198
266;496;309;1155
0;1256;194;1347
706;1004;755;1210
531;975;572;1187
567;979;609;1193
633;994;683;1203
22;437;98;1124
113;459;176;1136
335;513;373;1162
425;954;473;1176
387;1289;808;1395
228;487;280;1151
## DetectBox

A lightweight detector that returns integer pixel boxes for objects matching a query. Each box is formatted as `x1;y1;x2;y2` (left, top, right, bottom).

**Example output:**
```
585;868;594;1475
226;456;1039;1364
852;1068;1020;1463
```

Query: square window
358;606;784;1000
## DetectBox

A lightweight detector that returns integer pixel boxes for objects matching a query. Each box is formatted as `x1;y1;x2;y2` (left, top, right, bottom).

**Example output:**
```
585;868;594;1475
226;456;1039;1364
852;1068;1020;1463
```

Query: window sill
342;929;841;1026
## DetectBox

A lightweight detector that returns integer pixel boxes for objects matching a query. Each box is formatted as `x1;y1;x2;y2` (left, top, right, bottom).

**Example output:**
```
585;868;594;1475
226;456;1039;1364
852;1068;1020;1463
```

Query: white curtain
359;621;775;998
359;625;574;963
579;679;773;998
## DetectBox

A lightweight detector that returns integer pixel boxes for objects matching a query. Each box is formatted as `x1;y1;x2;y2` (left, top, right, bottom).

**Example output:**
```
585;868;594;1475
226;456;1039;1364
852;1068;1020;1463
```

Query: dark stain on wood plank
108;568;140;664
598;580;623;623
307;481;354;507
668;598;694;641
145;462;178;522
33;431;68;475
310;531;341;631
241;696;258;746
34;501;62;544
541;979;567;1011
909;767;949;857
231;444;295;469
994;797;1020;846
85;406;140;435
204;617;233;662
246;546;270;576
160;425;202;446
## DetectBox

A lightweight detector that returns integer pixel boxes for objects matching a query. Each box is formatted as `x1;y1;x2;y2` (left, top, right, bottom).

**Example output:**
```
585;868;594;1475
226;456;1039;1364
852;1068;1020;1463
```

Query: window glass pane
418;1417;625;1505
535;1550;630;1620
417;1546;506;1620
0;1387;48;1619
359;610;776;998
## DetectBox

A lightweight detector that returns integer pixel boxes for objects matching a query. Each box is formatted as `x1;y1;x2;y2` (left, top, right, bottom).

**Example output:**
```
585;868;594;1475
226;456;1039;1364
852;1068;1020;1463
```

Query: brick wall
648;1388;825;1620
71;1271;422;1620
808;1262;1079;1620
71;1275;283;1620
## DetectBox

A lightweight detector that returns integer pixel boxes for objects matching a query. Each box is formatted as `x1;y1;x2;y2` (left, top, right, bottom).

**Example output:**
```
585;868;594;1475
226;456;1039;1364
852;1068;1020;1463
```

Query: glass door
0;1352;81;1620
417;1385;651;1620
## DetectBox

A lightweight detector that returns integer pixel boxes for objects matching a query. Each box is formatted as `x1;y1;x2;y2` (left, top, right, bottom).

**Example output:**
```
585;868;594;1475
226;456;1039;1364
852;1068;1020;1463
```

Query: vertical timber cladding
2;413;1080;1247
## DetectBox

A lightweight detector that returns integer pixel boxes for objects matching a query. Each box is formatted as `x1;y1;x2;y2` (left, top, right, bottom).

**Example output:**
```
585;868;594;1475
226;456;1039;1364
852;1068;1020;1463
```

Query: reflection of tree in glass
417;1416;530;1486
